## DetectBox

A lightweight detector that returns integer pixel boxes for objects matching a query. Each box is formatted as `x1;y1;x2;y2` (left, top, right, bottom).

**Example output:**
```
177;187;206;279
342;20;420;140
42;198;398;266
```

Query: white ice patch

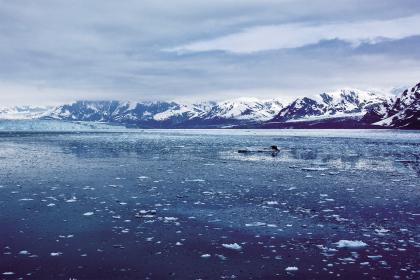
245;222;266;227
285;266;298;271
265;201;278;205
222;243;242;250
335;240;368;248
83;212;94;216
50;252;63;257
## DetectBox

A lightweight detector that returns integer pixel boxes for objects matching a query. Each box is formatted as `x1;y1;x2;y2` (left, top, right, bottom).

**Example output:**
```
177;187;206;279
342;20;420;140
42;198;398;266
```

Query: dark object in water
237;146;280;156
271;145;280;152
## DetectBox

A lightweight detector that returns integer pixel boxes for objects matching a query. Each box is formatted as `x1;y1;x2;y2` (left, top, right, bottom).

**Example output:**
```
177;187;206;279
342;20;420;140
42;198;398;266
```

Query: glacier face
0;106;53;120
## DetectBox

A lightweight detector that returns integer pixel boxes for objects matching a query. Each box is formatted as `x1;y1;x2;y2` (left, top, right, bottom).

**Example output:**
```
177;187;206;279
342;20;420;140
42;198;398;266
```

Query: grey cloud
0;0;419;105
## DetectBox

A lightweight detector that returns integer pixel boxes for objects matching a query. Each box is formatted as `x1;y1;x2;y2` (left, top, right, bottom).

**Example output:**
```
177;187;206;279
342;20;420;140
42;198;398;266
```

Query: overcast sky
1;0;420;105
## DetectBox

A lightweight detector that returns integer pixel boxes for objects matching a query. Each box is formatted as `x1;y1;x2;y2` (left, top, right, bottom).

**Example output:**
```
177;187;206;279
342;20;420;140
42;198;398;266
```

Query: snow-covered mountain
362;83;420;128
203;97;283;122
2;84;418;129
0;106;52;120
272;89;388;123
42;98;284;127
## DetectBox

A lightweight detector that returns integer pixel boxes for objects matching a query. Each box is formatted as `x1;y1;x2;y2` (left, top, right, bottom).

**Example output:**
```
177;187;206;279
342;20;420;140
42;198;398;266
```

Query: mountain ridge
1;84;418;129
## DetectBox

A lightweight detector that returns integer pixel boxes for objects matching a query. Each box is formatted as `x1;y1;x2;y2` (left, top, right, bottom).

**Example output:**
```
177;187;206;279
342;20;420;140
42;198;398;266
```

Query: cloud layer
0;0;419;105
171;15;420;53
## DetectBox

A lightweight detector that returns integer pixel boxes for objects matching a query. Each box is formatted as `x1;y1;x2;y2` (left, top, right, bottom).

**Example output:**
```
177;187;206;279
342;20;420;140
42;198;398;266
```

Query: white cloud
170;15;420;53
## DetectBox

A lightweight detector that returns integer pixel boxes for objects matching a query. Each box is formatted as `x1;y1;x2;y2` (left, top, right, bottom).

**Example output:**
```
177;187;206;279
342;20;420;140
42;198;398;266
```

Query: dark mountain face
273;97;325;122
362;83;420;128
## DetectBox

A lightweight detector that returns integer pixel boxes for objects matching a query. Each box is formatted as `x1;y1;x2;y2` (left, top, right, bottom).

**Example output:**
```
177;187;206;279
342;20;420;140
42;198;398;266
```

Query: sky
0;0;420;106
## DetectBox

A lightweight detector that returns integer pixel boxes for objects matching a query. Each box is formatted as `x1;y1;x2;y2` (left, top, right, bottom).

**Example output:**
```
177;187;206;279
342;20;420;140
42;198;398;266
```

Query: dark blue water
0;128;419;279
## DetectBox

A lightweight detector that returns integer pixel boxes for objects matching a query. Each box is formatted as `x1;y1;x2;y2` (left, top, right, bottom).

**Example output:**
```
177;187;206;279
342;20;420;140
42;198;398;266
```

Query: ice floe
335;240;368;248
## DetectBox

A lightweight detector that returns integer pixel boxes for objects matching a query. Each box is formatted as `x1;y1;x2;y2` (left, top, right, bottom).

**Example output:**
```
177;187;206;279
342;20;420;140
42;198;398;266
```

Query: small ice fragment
66;197;77;203
222;243;242;250
335;240;368;248
265;201;278;205
19;250;30;255
186;179;205;182
50;252;62;257
2;272;15;275
83;212;94;216
47;203;55;207
285;267;298;271
164;217;178;221
245;222;266;227
201;254;211;258
367;255;382;260
375;228;390;235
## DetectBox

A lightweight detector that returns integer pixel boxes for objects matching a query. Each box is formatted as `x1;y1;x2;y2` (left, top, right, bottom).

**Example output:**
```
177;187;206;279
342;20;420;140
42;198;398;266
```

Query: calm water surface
0;127;419;279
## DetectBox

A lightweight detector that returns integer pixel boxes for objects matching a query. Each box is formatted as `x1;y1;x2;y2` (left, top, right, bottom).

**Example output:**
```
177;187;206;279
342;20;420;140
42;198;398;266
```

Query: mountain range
1;82;418;129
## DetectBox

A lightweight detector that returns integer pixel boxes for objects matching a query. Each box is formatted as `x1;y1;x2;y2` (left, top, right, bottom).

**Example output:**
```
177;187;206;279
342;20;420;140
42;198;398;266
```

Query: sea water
0;123;419;279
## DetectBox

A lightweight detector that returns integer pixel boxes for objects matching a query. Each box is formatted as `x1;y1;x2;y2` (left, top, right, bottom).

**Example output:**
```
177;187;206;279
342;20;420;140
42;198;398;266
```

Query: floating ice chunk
245;222;266;227
83;212;94;216
335;240;367;248
47;203;55;207
50;252;62;257
375;228;390;235
18;250;30;255
367;255;382;260
201;254;211;258
2;272;15;275
186;179;205;182
265;201;278;205
222;243;242;250
19;198;34;201
285;266;298;271
164;217;178;221
65;196;77;203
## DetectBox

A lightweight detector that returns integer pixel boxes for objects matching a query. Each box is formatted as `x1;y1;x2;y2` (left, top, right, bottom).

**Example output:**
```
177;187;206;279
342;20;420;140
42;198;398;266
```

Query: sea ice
50;252;63;257
285;266;298;271
335;240;368;248
222;243;242;250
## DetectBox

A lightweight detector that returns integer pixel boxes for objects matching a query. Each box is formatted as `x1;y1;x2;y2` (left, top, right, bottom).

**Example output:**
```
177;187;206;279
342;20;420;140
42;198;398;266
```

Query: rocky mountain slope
271;89;388;123
362;83;420;129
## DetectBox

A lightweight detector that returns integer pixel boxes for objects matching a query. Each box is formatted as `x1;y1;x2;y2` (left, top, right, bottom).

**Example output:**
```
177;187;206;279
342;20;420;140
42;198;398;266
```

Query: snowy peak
273;89;387;122
367;82;420;128
317;89;386;113
204;97;283;121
